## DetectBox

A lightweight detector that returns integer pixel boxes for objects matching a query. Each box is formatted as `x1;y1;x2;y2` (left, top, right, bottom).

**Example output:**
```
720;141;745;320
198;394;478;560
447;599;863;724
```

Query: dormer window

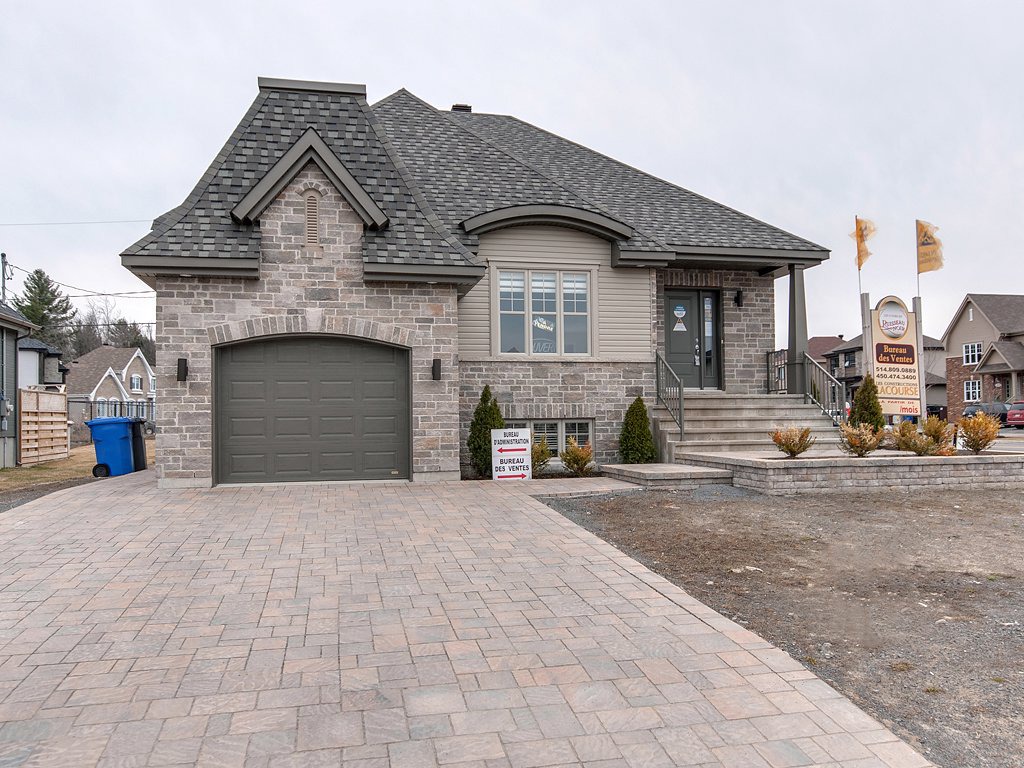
304;191;320;246
130;374;143;392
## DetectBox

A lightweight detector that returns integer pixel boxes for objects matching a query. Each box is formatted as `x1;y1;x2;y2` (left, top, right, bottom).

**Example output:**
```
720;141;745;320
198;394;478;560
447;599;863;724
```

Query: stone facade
154;164;460;488
459;361;654;470
656;268;775;395
682;451;1024;495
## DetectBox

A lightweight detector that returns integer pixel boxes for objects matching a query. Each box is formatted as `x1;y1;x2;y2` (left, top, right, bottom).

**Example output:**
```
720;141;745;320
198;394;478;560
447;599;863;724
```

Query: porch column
1012;370;1020;400
786;264;809;396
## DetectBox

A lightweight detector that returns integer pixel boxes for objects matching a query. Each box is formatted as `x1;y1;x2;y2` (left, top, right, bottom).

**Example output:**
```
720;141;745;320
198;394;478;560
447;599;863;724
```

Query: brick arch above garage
207;309;414;349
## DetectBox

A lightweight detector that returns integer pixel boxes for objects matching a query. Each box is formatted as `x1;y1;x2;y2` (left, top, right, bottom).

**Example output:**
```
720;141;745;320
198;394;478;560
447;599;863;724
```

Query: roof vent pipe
451;104;472;113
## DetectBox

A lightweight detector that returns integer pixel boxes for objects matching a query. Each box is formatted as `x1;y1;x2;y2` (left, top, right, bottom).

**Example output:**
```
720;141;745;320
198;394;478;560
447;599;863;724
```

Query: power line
8;262;155;298
52;322;155;328
0;219;151;227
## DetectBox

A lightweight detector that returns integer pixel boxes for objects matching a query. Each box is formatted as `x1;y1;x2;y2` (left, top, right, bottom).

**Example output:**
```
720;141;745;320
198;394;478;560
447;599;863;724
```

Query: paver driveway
0;473;932;768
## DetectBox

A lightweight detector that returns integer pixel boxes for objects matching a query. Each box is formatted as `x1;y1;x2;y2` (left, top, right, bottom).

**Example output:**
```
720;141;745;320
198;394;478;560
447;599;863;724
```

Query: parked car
926;405;947;421
1007;401;1024;429
962;402;1010;425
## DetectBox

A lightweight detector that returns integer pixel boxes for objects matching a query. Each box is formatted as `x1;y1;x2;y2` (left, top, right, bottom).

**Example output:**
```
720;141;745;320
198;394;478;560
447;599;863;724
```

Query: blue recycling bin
85;417;137;478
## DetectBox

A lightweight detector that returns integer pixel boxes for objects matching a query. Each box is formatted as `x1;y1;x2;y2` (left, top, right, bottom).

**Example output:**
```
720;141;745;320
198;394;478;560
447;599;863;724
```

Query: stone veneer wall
459;361;654;471
680;452;1024;495
656;269;775;395
154;164;461;487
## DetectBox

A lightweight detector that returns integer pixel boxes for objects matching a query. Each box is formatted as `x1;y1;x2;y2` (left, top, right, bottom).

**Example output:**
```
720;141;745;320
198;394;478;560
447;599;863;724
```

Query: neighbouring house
822;333;947;414
17;337;67;390
808;335;845;365
942;294;1024;421
66;345;156;443
0;303;37;467
121;77;829;488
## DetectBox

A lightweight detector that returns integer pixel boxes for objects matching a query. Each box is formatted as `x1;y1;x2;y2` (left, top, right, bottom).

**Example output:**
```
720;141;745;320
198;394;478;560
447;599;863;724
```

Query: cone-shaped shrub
619;397;658;464
467;385;505;477
850;374;885;430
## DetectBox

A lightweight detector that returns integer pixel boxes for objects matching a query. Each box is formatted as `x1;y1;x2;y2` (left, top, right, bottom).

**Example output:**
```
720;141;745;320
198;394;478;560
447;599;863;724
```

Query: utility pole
0;252;6;304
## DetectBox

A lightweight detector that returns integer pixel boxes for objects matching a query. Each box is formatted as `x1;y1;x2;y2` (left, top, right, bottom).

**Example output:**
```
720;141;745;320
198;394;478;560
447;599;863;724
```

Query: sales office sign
869;296;921;416
491;428;532;480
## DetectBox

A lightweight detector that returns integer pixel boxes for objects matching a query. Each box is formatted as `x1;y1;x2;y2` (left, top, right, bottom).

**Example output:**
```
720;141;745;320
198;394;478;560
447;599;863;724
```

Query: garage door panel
216;336;410;484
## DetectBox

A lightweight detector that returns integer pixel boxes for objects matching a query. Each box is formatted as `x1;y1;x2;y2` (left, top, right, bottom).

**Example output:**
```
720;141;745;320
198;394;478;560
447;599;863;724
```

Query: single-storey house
121;78;829;488
66;345;156;443
0;303;37;468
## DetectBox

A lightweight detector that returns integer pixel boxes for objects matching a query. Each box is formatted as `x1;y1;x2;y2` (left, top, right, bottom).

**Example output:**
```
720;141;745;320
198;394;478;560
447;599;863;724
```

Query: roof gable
231;127;388;229
89;367;131;401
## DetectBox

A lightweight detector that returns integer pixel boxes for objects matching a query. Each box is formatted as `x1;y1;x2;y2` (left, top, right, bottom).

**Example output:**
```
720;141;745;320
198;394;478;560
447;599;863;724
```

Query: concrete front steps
602;463;733;489
652;391;841;458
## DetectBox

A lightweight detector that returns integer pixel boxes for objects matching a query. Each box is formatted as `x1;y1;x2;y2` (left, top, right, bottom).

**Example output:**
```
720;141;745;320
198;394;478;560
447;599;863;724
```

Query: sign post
869;296;922;418
491;427;532;480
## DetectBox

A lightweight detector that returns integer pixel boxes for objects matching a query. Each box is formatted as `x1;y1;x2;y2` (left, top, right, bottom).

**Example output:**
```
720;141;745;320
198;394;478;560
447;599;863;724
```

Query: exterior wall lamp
176;358;189;382
734;289;744;307
432;358;442;381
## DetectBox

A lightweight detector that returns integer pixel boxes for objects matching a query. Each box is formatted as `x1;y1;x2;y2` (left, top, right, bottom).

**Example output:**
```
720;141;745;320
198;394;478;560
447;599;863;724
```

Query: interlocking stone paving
0;472;934;767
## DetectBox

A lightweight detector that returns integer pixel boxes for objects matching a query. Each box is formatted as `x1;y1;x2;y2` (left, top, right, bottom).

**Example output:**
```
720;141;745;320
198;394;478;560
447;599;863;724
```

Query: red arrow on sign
497;447;528;453
495;473;528;479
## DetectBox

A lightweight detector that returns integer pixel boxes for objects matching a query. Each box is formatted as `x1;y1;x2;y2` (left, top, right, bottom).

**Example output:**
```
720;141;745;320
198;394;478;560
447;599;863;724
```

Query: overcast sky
2;1;1021;344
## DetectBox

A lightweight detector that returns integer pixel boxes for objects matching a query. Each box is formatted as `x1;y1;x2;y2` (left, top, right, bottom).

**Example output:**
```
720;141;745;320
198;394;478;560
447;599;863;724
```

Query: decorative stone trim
207;310;413;349
500;403;598;420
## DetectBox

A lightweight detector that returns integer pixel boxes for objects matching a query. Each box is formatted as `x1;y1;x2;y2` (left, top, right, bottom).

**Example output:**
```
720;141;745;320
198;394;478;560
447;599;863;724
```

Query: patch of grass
924;686;944;694
991;677;1007;684
890;661;914;673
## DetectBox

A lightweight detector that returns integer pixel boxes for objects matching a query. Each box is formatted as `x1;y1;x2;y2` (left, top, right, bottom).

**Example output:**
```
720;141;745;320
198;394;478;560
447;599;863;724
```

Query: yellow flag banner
916;219;943;274
850;216;877;270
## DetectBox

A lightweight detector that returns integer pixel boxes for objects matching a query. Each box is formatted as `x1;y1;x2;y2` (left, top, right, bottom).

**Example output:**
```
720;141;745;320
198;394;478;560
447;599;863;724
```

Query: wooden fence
18;389;69;465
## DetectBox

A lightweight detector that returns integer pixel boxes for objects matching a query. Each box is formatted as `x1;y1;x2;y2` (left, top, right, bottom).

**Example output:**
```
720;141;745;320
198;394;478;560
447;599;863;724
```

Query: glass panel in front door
701;293;720;389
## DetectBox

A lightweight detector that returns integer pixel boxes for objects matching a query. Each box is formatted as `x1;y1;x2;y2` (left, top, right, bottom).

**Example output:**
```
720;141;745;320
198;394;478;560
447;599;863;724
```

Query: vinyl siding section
458;226;653;361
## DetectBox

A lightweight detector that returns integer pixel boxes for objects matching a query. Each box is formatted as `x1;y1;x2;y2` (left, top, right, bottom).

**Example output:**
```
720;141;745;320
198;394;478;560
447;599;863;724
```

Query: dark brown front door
664;289;721;389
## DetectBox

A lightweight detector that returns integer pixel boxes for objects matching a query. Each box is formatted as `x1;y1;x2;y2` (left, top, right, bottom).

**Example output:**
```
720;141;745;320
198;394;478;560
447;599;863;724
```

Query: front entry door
664;290;721;389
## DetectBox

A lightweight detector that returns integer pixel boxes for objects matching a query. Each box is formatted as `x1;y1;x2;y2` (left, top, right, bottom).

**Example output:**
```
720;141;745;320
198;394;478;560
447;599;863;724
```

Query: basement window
505;419;592;456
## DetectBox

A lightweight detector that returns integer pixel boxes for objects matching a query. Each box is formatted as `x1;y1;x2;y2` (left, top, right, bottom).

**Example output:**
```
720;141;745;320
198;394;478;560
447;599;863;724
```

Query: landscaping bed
543;486;1023;768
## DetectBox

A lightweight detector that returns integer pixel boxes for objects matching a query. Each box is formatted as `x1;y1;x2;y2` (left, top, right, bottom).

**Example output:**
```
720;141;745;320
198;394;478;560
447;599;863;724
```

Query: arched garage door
215;336;410;484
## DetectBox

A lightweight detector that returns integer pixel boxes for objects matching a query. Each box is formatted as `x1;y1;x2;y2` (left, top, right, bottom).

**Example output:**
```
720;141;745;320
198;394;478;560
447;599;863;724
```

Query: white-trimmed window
964;379;981;402
149;376;156;392
130;374;143;392
843;352;856;369
96;398;107;417
304;191;320;246
506;420;593;456
498;269;590;356
963;343;982;365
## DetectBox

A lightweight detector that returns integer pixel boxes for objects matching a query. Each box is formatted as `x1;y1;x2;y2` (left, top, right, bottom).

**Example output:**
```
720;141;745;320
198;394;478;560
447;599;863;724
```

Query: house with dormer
121;77;831;488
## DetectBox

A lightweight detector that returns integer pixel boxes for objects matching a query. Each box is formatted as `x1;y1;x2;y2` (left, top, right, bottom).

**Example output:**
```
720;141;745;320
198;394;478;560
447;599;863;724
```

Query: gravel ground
542;486;1024;768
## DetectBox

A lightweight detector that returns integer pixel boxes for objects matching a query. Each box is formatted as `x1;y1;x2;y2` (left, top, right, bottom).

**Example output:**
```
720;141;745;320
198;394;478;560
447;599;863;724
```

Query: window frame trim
504;418;595;458
489;262;599;359
963;379;981;402
962;342;982;366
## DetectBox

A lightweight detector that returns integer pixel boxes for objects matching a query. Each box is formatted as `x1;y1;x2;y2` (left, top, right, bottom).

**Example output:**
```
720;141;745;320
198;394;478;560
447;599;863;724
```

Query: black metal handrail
804;353;848;424
655;352;684;436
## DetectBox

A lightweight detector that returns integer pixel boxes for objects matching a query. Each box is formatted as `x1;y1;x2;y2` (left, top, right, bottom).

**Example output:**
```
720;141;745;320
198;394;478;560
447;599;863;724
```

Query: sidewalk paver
0;472;934;767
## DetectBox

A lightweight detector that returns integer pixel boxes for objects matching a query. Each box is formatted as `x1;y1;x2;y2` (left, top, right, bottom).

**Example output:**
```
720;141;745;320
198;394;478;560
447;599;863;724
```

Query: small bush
922;416;954;453
559;437;593;477
769;427;816;458
838;422;883;457
959;412;1000;454
896;424;940;456
850;374;885;431
619;397;658;464
467;385;505;478
531;436;552;476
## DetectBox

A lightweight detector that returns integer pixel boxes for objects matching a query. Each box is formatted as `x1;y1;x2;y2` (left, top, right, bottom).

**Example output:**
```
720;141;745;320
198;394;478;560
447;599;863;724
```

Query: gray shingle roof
444;109;825;252
123;84;476;270
124;80;828;276
18;336;62;355
987;341;1024;371
65;346;140;397
969;294;1024;335
0;303;34;330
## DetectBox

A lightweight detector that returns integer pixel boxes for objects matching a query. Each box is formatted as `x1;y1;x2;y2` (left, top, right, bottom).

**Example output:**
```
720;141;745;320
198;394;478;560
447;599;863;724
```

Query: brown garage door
215;336;410;484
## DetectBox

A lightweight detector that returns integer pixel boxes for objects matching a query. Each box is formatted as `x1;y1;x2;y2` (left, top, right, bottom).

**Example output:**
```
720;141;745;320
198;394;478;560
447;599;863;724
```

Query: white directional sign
491;427;532;480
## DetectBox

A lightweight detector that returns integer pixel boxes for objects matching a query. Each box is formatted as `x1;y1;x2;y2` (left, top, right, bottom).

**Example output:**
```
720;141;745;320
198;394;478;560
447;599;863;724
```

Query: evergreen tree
619;397;658;463
12;269;76;349
68;308;104;359
467;385;505;478
850;373;885;430
108;318;156;364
